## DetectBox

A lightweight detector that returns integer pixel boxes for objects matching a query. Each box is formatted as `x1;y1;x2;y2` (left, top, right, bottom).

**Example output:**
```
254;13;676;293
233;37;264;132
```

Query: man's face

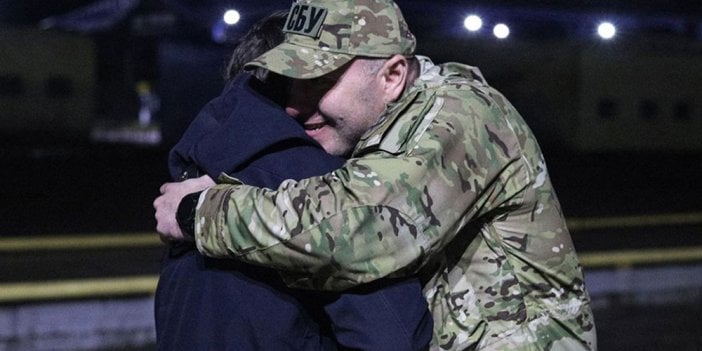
285;59;387;156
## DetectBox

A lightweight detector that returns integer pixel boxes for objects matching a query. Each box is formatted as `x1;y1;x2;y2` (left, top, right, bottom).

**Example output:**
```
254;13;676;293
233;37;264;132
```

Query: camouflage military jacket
194;57;596;350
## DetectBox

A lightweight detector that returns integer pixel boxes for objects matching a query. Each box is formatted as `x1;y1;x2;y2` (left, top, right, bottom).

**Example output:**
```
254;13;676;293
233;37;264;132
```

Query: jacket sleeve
194;90;528;291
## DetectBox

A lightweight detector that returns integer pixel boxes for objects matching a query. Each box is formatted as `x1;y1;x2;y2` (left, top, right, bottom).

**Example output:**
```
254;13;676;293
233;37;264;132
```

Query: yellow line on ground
0;247;701;303
567;211;702;231
0;275;158;303
0;232;162;251
578;246;702;268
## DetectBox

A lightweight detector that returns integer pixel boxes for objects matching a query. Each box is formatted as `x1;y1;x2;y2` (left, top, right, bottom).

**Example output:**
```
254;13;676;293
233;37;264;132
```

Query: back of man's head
245;0;416;79
226;10;288;80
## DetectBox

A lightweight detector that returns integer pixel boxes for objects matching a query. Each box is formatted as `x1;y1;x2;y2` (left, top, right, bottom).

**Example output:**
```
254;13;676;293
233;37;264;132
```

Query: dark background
2;0;700;241
1;1;701;350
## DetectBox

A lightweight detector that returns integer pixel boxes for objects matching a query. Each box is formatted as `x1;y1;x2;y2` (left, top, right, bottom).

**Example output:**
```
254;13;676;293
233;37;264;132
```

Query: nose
285;80;318;119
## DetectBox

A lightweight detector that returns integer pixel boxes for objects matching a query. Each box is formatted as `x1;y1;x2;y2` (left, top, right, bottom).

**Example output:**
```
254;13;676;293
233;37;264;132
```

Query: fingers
153;189;185;242
159;177;212;197
159;182;171;194
155;205;184;241
199;175;216;187
152;193;162;210
154;179;208;243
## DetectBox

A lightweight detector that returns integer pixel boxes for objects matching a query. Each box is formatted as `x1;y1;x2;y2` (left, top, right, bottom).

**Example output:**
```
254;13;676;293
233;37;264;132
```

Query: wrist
176;191;201;241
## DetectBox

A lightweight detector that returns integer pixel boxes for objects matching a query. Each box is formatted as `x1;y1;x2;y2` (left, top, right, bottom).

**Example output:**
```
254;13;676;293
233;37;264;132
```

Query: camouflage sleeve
194;89;524;291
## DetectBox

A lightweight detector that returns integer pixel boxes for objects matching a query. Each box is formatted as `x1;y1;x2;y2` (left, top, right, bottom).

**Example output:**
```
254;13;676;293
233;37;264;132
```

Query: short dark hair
225;10;288;81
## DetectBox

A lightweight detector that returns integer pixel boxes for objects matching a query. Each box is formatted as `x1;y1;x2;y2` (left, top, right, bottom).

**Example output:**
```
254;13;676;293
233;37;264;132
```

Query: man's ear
380;55;409;103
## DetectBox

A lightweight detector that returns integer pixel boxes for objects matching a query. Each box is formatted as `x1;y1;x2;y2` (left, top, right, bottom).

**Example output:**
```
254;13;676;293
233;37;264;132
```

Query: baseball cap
245;0;416;79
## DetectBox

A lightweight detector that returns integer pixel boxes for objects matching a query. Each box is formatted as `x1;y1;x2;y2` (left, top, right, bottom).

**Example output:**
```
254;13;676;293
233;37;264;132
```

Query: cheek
318;89;348;117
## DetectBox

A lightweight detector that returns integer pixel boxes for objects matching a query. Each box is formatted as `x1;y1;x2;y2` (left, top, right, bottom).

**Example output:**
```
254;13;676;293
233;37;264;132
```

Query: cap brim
244;42;354;80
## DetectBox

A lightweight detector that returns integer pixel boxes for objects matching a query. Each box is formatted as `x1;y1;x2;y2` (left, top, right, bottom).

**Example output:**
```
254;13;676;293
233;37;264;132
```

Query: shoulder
410;63;534;159
414;62;528;128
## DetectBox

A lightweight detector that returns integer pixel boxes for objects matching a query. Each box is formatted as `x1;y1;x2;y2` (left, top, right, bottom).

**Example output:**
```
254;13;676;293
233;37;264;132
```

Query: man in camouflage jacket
155;0;597;349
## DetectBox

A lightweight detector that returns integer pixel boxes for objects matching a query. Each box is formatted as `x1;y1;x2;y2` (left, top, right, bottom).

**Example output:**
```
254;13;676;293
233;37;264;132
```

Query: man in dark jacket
154;11;432;350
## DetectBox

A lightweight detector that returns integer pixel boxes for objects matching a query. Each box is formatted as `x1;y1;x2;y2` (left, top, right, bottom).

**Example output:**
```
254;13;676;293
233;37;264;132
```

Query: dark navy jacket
156;73;432;350
167;73;339;185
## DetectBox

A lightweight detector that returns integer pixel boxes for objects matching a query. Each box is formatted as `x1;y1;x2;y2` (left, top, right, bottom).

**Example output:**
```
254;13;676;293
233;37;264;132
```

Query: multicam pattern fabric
195;57;597;350
246;0;416;79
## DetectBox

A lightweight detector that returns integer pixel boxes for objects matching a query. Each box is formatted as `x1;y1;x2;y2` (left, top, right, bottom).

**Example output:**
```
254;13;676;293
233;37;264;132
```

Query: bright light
463;15;483;32
493;23;510;39
223;9;241;25
597;22;616;39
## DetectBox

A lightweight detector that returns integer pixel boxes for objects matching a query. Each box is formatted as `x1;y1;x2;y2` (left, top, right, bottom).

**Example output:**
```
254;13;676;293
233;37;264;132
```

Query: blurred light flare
597;21;616;39
464;15;483;32
223;9;240;25
493;23;510;39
